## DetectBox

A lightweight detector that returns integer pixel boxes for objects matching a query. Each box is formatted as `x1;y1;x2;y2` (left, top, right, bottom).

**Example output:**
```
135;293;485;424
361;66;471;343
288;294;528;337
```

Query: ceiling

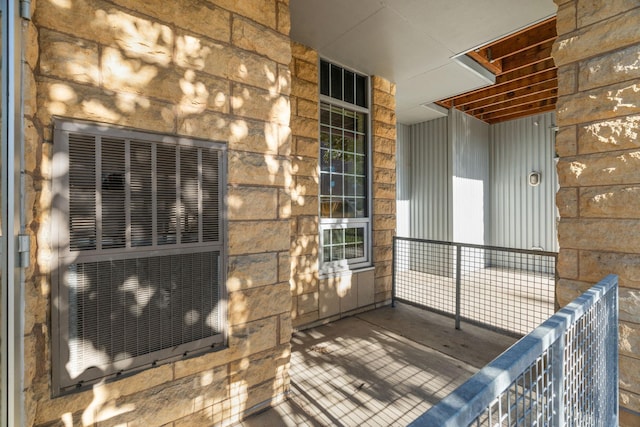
290;0;558;125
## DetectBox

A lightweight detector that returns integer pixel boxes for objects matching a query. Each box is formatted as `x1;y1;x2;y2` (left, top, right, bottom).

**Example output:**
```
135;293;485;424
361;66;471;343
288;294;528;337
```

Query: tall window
51;119;226;395
319;60;370;271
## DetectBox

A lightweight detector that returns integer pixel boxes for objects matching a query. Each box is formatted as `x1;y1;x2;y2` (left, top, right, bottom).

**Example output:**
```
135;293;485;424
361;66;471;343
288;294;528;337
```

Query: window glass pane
330;64;343;100
320;149;330;172
344;70;355;104
356;112;366;133
356;74;367;107
320;105;330;124
355;134;366;154
320;174;331;195
355;154;365;175
344;132;355;153
330;108;342;128
320;60;330;96
344;153;354;174
344;175;355;196
320;126;330;149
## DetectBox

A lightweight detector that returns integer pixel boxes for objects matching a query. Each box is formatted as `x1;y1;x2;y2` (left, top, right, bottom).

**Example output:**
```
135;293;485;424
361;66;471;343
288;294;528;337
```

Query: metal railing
392;237;557;336
409;274;619;427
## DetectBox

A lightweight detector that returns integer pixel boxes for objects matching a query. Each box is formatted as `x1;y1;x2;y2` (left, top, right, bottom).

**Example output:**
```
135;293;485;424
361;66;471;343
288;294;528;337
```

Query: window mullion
95;136;102;250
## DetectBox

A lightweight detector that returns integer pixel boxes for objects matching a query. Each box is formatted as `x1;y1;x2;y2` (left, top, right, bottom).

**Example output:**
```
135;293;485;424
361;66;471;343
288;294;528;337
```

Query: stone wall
553;1;640;425
26;0;292;425
288;44;396;329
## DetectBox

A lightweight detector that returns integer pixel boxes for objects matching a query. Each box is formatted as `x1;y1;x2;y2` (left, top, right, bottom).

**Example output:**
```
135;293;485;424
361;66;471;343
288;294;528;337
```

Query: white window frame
319;59;372;275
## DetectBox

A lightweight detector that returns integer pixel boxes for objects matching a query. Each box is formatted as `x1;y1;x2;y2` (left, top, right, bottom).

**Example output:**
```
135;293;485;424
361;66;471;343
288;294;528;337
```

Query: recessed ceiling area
437;17;557;124
289;0;557;125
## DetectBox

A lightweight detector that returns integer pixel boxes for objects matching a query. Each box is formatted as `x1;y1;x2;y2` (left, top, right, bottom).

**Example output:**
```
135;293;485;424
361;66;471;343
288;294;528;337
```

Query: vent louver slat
68;134;97;251
54;119;226;395
68;252;221;374
180;146;199;244
101;138;126;249
202;149;220;242
130;140;153;247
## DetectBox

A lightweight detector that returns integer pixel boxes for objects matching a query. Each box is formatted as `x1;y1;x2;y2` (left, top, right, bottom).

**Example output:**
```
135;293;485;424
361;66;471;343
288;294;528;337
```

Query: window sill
318;265;374;280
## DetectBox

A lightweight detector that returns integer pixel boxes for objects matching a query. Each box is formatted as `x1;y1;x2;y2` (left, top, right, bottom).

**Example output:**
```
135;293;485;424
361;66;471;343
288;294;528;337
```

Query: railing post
391;236;396;308
455;244;461;330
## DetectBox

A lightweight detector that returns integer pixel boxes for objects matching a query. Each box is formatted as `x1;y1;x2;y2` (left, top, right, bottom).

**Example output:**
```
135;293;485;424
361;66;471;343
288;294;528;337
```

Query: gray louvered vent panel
67;251;220;376
180;146;199;244
101;137;127;249
202;149;220;242
68;134;97;251
130;140;153;247
157;145;177;245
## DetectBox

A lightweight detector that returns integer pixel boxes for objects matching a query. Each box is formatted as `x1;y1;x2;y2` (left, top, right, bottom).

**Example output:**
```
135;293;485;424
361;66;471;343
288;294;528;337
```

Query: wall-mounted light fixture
528;171;541;186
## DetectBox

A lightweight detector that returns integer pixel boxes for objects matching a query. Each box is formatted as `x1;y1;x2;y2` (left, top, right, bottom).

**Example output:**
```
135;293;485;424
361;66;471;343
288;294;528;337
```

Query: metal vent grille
53;119;226;395
66;251;220;380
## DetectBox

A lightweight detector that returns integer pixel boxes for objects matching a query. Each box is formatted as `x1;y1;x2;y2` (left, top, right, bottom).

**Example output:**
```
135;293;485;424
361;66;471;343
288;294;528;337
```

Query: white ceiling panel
290;0;557;125
320;7;452;81
385;0;557;54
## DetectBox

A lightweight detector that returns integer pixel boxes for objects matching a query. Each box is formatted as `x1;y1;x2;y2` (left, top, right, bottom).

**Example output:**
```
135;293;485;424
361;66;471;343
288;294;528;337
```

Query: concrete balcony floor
239;303;516;426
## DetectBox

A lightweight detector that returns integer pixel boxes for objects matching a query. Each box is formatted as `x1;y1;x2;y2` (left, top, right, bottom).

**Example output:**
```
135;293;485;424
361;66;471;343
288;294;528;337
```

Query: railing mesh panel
393;238;556;336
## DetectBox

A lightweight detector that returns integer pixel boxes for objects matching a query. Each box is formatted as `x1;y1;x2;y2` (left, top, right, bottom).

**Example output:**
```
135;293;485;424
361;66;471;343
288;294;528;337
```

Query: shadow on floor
237;303;516;427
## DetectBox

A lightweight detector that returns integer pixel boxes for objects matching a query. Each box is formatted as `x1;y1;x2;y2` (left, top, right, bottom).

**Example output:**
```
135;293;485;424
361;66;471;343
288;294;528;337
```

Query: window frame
50;118;228;396
318;59;372;274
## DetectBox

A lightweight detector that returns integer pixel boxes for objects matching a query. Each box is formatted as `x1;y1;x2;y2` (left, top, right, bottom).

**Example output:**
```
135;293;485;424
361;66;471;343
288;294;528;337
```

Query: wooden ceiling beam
467;50;502;74
466;88;557;116
438;62;556;107
488;17;557;63
480;98;556;122
496;58;556;84
486;104;557;124
464;84;557;114
443;68;557;107
500;40;554;74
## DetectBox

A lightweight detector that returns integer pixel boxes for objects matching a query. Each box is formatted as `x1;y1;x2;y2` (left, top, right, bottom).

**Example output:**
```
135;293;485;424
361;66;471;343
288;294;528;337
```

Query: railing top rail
409;274;618;427
393;236;558;258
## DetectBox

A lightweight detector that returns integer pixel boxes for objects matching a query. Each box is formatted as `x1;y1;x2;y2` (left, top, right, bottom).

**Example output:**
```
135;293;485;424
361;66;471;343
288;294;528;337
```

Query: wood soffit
437;17;557;124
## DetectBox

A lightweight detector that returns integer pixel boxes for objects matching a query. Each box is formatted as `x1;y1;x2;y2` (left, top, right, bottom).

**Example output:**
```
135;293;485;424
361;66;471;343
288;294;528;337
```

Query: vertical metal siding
396;124;411;237
489;112;558;251
409;117;451;241
451;109;490;245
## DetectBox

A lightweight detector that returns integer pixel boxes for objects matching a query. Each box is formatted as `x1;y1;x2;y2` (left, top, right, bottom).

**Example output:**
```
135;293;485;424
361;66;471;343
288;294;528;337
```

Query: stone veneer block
580;185;640;218
232;17;291;65
228;187;279;221
557;81;640;126
557;249;579;279
579;43;640;91
228;220;290;255
559;218;640;253
555;125;577;157
578;250;640;289
553;7;640;66
227;151;289;187
229;283;291;324
556;187;578;218
578;115;640;155
227;253;279;292
576;0;640;28
556;151;640;187
619;321;640;359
